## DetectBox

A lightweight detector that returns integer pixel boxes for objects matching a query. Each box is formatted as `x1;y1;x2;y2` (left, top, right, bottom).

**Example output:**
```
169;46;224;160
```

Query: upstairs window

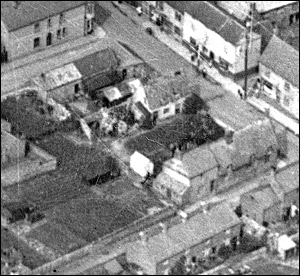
47;18;52;29
57;29;61;40
175;11;182;22
62;27;67;37
59;13;65;24
33;37;40;48
34;23;40;33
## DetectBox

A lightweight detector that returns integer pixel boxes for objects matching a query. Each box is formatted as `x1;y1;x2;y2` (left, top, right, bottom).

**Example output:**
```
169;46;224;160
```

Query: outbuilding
130;151;154;178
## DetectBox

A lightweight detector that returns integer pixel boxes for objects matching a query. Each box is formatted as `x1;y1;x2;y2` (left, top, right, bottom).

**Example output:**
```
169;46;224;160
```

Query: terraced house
126;203;242;275
1;1;95;61
149;1;262;80
153;119;288;206
259;35;299;120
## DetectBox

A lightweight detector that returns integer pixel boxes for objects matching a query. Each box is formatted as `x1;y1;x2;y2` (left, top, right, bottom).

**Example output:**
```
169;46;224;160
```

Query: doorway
46;33;52;46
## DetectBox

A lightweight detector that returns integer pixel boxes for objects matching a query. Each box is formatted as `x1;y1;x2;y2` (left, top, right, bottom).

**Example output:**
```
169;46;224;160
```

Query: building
241;185;281;225
31;63;82;103
130;151;154;178
153;1;261;80
271;164;299;221
259;35;299;120
153;145;219;206
153;119;287;205
215;1;299;27
143;76;202;120
73;48;122;96
277;234;297;260
1;1;95;61
126;202;242;275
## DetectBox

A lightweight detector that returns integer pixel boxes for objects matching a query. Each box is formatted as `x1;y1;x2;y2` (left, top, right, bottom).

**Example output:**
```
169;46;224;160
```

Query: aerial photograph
1;1;299;275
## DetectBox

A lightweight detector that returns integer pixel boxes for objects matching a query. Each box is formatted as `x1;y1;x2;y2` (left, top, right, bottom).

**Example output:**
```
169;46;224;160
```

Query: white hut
277;234;297;260
130;151;154;178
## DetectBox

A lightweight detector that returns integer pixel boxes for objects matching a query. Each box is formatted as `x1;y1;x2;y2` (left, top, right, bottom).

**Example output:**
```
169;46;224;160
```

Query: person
136;6;142;16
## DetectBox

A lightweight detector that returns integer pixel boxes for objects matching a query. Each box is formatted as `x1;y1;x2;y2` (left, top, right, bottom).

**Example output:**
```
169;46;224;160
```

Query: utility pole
244;4;253;100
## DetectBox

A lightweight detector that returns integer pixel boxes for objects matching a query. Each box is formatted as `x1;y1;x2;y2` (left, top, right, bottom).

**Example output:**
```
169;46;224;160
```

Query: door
46;33;52;46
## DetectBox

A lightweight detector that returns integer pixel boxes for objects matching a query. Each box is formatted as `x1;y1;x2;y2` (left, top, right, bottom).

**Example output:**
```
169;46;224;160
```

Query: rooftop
155;172;189;196
165;146;219;179
1;1;87;32
33;63;82;91
126;202;240;266
209;139;232;169
245;186;280;210
260;35;299;88
73;48;120;79
144;75;199;110
275;163;299;193
166;1;246;45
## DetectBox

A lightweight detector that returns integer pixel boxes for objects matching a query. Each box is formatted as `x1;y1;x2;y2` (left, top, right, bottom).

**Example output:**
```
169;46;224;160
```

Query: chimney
224;129;234;144
159;222;168;233
174;148;183;160
177;210;188;223
13;1;21;9
272;23;279;35
139;231;148;245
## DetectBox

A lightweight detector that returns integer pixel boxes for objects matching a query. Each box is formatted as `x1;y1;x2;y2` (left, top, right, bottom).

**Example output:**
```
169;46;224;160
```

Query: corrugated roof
260;35;299;88
73;49;119;79
166;1;246;45
1;1;87;32
126;202;240;265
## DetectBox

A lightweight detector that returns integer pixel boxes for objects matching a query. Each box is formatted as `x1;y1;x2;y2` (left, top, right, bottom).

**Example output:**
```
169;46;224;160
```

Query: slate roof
275;164;299;193
244;186;280;210
165;146;219;179
126;202;240;266
73;49;120;79
1;1;87;32
144;76;199;110
166;1;246;45
260;35;299;88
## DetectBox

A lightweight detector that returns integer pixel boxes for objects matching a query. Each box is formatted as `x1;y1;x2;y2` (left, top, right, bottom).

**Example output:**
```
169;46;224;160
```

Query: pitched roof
144;76;198;110
126;203;240;266
165;146;219;179
260;35;299;88
209;139;232;169
244;186;280;210
1;1;87;32
155;172;189;196
73;49;120;79
275;164;299;193
166;1;246;45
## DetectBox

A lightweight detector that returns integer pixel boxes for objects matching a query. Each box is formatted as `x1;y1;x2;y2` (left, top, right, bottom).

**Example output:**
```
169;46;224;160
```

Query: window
174;26;182;36
74;84;80;94
283;95;290;107
59;13;65;24
163;108;170;114
190;37;196;46
47;18;52;28
33;37;40;48
62;27;67;37
156;1;164;10
284;82;291;91
57;29;61;40
210;180;215;192
175;11;182;22
263;79;273;90
34;23;40;33
219;57;230;71
209;51;215;60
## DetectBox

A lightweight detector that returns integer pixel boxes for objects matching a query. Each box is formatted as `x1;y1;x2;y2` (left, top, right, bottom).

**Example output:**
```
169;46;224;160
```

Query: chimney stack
177;210;188;223
159;222;168;233
139;231;148;245
224;129;234;145
13;1;21;9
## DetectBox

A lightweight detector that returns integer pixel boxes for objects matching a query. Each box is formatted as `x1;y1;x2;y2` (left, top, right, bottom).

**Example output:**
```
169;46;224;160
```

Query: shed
130;151;154;178
277;234;297;260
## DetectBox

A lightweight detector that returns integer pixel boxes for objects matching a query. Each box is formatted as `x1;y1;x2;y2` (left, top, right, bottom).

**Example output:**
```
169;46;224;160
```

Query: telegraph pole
244;5;253;100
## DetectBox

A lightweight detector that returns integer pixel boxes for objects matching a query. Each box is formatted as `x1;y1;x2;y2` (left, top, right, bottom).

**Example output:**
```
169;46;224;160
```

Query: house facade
126;203;242;275
1;1;95;61
259;35;299;120
241;186;282;225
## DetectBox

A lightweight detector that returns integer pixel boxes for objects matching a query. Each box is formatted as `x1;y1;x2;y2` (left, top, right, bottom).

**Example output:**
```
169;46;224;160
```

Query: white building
130;151;154;178
259;35;299;120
